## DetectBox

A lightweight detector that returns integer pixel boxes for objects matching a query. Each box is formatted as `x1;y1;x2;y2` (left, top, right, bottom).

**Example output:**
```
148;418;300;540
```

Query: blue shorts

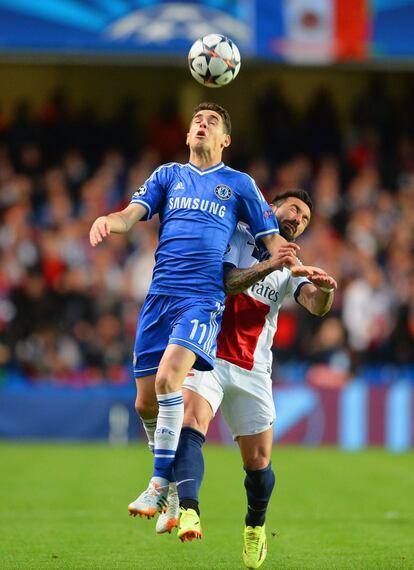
133;294;225;378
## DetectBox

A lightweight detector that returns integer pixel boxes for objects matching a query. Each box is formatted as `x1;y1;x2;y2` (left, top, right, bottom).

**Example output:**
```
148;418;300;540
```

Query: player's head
187;102;231;157
270;189;313;241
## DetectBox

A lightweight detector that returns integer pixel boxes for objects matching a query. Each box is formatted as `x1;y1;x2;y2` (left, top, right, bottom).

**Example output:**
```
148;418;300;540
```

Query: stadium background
0;0;413;452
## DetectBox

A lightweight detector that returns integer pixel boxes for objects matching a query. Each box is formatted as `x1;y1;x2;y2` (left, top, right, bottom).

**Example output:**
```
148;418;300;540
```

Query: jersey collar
187;162;224;175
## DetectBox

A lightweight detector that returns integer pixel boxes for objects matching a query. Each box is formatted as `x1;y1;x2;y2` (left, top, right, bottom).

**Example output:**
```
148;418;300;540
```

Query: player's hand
309;273;338;291
290;265;330;279
269;243;299;270
89;216;111;246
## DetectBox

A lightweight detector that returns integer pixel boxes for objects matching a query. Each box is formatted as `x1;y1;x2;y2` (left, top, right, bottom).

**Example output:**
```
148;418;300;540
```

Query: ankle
180;499;200;515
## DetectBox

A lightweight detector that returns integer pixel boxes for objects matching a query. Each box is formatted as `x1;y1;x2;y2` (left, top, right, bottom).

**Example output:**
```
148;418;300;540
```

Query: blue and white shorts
133;294;225;378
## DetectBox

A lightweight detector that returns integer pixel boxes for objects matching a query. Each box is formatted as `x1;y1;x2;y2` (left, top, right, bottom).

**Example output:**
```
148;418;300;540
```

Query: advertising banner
0;0;253;56
1;382;412;451
0;1;413;62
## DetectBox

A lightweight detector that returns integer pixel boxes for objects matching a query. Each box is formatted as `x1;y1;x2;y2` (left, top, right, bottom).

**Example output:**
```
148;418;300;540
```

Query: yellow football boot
243;524;267;569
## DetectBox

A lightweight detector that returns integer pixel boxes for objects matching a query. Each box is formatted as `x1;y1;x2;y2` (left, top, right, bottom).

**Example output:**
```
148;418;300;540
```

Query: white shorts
183;358;275;440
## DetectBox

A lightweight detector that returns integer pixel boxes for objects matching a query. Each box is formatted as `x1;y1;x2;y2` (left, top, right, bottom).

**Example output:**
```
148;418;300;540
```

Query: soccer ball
188;34;241;88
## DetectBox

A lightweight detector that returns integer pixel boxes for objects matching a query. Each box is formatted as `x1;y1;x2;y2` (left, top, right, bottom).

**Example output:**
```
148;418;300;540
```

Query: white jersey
216;224;311;373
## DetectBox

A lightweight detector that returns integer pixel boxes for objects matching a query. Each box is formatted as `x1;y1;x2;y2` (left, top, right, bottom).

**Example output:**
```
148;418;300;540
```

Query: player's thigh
183;368;224;435
133;294;171;379
237;428;274;470
219;361;275;440
134;375;157;418
155;343;197;394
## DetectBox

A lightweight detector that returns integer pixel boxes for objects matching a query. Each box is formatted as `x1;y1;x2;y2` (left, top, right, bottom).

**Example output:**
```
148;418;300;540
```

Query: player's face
273;197;311;241
186;110;231;155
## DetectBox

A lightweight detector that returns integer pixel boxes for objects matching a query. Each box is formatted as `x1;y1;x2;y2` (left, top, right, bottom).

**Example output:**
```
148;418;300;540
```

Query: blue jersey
130;161;279;300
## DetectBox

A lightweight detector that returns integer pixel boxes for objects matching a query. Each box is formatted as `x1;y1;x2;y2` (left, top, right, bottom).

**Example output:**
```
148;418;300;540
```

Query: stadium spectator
0;89;413;387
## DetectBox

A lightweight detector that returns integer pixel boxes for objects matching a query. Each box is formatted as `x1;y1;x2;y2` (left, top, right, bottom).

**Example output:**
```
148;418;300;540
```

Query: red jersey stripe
216;293;270;370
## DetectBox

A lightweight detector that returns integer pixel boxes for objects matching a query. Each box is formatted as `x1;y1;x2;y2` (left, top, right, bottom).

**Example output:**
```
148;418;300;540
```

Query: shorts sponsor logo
214;184;232;200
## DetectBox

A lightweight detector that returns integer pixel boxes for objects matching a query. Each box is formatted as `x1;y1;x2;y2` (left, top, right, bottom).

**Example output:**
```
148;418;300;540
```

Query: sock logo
156;427;176;437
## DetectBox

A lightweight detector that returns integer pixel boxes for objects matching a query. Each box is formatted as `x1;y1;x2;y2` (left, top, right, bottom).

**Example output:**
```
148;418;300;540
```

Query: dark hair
270;189;313;212
191;102;232;134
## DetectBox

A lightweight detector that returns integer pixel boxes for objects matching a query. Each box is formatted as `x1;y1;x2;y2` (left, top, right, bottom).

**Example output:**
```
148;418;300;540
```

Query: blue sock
174;426;205;514
244;462;275;527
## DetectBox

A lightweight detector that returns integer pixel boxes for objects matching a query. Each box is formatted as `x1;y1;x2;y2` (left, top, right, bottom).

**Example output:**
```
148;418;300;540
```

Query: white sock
141;417;157;453
153;390;184;481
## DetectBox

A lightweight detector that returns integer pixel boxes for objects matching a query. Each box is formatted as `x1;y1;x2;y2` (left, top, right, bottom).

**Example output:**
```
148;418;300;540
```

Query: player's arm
261;232;290;259
295;271;337;316
224;243;298;295
89;203;147;247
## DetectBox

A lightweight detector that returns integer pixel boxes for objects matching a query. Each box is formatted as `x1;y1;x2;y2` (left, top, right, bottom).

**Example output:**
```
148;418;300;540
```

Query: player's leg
238;430;274;570
175;368;223;541
156;388;213;536
219;361;275;568
128;375;159;517
128;294;173;518
134;376;158;452
152;343;196;484
150;298;224;487
175;389;213;541
130;344;196;518
135;297;224;518
238;429;275;525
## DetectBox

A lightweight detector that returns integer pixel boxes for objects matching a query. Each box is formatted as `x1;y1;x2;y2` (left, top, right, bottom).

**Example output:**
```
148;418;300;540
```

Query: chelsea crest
214;184;232;200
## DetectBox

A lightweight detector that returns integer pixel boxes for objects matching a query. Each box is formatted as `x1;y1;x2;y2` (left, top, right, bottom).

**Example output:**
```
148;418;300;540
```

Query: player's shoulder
223;165;263;197
149;162;185;179
222;164;252;184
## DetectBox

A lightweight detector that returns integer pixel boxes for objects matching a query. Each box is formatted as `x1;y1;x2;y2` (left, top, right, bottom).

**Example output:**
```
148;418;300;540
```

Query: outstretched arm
89;203;148;247
295;272;337;316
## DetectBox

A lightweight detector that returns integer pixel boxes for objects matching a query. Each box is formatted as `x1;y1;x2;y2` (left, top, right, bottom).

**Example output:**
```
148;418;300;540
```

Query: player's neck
189;149;223;171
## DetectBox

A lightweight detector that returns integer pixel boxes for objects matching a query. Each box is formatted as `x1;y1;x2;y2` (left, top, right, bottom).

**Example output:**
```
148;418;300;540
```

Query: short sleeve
287;275;312;302
237;175;279;240
129;164;171;219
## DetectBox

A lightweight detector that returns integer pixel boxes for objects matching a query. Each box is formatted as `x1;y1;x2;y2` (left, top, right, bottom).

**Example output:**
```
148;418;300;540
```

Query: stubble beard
279;222;295;242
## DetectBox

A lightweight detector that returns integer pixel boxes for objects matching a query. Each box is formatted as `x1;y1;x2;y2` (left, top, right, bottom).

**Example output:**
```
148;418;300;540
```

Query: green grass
0;444;413;569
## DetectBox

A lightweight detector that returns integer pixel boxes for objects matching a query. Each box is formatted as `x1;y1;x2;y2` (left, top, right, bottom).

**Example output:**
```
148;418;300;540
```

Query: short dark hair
191;102;232;134
270;189;313;212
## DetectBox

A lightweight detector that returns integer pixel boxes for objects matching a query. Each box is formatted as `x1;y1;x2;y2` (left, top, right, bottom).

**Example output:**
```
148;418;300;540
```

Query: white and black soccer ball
188;33;241;88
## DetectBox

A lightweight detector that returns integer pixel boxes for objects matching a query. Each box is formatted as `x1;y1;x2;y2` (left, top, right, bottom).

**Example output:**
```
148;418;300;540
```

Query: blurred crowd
0;78;413;387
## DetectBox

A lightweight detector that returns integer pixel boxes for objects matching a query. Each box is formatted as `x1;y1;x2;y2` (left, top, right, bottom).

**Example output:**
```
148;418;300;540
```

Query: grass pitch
0;444;413;570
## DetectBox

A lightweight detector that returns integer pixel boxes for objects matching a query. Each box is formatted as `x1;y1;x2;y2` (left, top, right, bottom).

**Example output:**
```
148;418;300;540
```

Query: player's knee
155;372;181;393
244;453;270;471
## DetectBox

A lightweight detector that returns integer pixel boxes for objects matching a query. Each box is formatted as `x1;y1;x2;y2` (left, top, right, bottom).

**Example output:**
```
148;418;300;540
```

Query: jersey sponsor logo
214;184;232;200
133;185;147;198
168;196;226;218
251;278;280;303
173;181;185;190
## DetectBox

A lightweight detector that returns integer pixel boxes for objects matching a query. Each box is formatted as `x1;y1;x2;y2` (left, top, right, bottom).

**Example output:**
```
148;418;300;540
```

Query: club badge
214;184;232;201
